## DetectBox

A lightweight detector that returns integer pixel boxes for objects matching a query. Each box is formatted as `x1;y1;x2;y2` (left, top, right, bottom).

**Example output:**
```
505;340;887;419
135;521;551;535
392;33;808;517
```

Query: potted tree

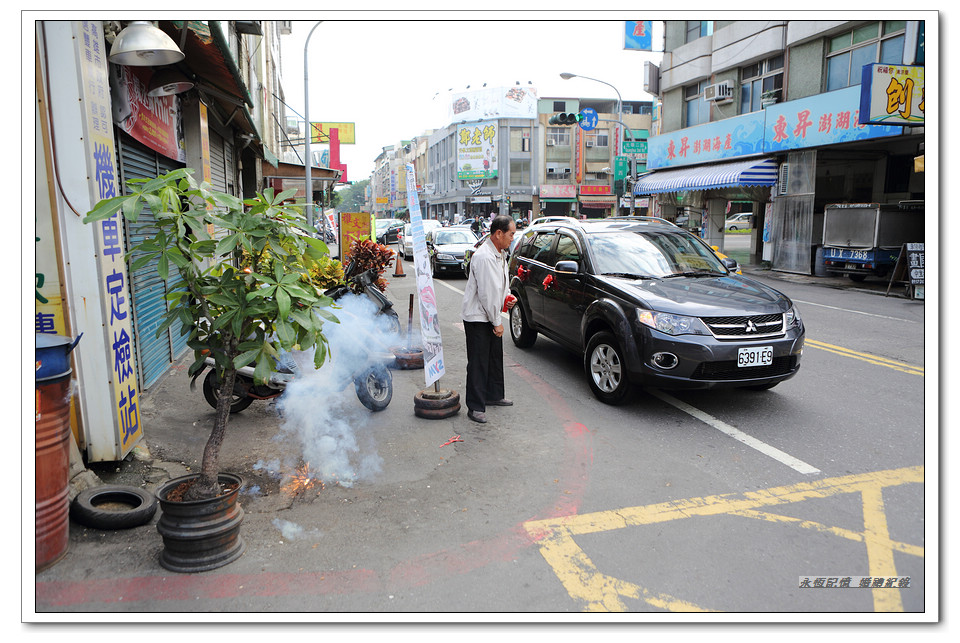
761;89;781;107
84;168;338;571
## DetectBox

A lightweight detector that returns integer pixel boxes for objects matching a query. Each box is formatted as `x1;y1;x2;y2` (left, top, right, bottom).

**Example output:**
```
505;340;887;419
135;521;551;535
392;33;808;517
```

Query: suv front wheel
585;331;632;405
509;298;537;348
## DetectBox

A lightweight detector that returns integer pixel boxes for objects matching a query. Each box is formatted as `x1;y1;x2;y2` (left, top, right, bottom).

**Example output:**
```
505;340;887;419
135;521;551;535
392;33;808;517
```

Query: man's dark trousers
463;320;505;413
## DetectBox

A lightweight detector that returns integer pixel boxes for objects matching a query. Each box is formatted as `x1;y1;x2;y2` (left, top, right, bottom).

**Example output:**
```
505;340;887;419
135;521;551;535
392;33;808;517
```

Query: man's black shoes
487;398;513;406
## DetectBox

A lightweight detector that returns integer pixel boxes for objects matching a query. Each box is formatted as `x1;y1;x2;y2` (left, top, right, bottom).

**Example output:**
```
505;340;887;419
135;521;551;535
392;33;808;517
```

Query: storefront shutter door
116;133;189;389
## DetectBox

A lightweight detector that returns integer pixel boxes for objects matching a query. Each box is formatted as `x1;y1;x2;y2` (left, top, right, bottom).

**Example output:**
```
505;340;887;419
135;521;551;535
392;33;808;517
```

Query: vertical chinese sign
405;163;445;386
77;21;143;455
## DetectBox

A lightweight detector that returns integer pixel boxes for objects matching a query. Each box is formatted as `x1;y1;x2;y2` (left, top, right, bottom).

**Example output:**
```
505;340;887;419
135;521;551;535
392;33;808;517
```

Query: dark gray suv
507;218;804;404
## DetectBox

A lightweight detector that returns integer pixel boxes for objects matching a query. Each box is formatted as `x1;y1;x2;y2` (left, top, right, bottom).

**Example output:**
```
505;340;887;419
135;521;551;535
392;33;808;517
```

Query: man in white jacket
460;215;517;423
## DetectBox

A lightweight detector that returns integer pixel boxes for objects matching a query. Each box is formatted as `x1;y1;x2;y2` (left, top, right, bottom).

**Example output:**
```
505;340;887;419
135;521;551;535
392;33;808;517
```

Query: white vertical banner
404;164;445;386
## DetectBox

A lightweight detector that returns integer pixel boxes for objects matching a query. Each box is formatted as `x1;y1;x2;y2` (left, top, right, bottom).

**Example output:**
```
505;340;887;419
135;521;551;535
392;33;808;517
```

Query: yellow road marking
806;339;924;376
524;466;923;612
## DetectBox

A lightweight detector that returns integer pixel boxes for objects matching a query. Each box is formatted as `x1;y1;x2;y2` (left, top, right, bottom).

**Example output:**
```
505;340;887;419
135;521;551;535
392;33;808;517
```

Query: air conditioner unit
546;167;556;174
563;168;572;174
585;141;594;147
778;163;790;195
704;81;733;102
546;139;556;146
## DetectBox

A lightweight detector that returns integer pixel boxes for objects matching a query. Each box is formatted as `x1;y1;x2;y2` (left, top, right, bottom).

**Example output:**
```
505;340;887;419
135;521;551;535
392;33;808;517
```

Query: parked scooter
197;261;399;414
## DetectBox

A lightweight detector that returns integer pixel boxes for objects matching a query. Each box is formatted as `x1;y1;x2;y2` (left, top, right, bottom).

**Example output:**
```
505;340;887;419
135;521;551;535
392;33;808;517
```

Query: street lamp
560;72;635;215
304;21;323;231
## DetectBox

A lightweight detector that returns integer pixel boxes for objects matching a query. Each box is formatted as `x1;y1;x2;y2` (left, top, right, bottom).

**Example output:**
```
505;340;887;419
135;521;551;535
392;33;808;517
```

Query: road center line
791;298;918;323
648;389;821;475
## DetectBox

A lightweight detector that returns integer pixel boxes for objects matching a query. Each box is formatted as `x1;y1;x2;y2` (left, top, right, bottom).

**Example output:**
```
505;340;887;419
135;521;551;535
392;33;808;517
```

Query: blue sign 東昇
579;107;598;132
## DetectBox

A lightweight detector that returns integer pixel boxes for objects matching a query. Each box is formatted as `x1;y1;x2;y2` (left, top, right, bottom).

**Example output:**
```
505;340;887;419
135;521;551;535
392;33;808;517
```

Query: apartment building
641;19;926;274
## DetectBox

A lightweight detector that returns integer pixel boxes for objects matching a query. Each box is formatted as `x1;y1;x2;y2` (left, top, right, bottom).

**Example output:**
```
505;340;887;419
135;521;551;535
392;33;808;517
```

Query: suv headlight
637;310;706;336
785;305;802;328
437;253;455;261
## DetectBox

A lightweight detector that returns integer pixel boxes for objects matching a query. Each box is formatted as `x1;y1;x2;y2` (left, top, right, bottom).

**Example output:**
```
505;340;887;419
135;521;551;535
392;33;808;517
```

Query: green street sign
622;140;648;154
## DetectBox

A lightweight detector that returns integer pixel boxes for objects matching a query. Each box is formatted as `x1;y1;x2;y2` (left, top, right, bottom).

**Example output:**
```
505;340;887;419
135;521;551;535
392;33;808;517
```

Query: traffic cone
393;254;406;277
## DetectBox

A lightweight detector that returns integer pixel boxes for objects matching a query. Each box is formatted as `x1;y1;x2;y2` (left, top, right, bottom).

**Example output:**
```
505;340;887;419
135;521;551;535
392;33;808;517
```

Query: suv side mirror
555;260;579;274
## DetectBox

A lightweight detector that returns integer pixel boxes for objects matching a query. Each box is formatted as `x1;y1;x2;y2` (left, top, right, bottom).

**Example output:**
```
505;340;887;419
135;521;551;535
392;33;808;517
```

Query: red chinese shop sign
112;66;186;162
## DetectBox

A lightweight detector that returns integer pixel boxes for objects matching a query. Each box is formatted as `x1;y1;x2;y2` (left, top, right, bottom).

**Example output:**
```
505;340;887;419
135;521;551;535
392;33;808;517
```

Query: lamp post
303;21;322;231
560;72;635;215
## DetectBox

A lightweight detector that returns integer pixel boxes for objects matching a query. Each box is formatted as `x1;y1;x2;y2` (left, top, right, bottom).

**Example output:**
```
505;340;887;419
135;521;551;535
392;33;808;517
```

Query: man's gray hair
490;215;514;234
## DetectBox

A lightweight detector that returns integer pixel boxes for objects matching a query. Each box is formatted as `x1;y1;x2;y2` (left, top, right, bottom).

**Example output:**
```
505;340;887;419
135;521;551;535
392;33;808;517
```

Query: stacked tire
413;389;460;419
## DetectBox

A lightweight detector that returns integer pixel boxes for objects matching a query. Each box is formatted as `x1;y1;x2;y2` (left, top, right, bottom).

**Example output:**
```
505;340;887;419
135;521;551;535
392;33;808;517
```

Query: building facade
640;19;926;274
35;20;293;462
415;90;652;224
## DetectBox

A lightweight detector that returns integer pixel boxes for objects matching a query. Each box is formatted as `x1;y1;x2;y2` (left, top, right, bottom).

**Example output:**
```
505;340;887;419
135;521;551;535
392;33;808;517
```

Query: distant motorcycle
197;261;398;414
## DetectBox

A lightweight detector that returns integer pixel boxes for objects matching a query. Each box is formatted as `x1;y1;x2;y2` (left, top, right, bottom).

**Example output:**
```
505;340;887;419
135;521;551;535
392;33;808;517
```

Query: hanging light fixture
108;21;184;66
147;68;194;96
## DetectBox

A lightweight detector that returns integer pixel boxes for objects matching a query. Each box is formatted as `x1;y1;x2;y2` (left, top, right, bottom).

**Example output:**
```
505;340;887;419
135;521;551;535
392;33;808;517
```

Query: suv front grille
692;356;797;380
700;313;784;339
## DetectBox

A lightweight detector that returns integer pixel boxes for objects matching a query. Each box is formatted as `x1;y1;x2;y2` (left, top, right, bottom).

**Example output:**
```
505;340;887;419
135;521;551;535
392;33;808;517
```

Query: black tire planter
414;389;461;410
155;473;245;573
70;485;158;530
413;389;461;419
393;348;424;370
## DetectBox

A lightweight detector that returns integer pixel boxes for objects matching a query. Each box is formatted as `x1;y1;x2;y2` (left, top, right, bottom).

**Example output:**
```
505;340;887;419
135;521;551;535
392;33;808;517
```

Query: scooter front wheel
202;369;255;413
355;364;393;411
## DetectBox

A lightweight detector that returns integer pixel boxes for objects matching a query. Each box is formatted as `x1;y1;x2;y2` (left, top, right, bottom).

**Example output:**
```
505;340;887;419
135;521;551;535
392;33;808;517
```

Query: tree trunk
182;367;236;501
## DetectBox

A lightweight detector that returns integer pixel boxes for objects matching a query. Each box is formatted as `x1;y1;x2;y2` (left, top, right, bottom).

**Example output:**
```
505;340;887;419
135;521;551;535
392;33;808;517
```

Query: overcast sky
276;15;666;183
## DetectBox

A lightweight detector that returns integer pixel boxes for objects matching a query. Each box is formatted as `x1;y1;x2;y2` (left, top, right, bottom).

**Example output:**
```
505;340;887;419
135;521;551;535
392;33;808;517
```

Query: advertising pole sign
405;163;445;386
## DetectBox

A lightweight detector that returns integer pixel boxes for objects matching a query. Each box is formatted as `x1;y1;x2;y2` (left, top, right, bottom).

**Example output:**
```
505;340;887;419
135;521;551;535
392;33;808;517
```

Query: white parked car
725;213;753;231
398;219;442;260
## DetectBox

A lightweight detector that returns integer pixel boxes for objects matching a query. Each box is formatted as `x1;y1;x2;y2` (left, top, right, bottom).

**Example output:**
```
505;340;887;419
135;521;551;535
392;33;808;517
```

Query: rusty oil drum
35;373;72;570
35;333;81;571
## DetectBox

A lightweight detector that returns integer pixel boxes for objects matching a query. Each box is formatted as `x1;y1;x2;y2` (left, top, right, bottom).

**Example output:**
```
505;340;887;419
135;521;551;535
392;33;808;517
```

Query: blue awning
634;157;778;195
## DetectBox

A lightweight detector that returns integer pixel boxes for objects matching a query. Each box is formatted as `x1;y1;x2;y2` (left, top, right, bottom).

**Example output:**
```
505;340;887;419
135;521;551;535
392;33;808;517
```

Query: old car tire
355;364;393;411
71;485;158;530
202;369;255;414
394;349;424;370
509;298;537;348
585;331;632;405
414;402;461;419
414;389;461;410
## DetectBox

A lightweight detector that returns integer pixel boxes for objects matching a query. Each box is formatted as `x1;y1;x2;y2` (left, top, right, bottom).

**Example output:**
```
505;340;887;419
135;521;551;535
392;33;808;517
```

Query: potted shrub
761;89;780;107
84;168;338;571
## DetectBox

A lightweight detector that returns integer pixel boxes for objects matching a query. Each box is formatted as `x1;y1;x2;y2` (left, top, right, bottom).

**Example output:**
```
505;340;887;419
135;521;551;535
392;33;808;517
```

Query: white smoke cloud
268;291;396;488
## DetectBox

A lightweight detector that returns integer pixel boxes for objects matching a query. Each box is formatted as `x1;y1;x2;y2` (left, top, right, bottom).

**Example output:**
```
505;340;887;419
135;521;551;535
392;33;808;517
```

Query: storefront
637;84;919;273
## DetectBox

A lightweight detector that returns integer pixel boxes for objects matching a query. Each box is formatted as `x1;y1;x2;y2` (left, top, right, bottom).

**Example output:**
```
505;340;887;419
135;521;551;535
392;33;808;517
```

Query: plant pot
155;473;245;573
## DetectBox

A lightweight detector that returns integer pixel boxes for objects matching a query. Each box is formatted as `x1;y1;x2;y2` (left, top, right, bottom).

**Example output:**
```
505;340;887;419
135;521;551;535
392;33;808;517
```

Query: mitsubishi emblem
745;320;758;333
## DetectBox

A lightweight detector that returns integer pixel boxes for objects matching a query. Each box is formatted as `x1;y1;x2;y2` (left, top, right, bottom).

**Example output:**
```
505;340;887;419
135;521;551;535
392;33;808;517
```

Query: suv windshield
588;230;728;278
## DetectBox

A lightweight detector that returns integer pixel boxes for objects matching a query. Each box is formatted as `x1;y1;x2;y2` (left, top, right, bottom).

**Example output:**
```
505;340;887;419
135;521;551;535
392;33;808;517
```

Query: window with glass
826;21;906;91
685;81;711;127
740;55;784;112
510;127;531;153
584;130;609;148
685;20;714;43
546;127;571;147
510;159;531;186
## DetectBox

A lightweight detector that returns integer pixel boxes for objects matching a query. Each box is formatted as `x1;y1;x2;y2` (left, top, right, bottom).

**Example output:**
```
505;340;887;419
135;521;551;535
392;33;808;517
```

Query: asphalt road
33;245;929;619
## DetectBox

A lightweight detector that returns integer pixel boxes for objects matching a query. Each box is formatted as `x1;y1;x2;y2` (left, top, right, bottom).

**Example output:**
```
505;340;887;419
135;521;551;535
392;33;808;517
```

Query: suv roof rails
603;216;679;227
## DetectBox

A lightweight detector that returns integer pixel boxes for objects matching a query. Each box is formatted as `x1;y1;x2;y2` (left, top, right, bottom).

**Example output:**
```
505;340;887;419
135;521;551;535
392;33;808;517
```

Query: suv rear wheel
585;331;632;405
509;298;537;348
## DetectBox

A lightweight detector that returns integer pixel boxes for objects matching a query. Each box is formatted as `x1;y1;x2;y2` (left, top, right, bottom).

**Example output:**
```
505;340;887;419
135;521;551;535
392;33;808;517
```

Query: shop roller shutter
117;133;188;389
